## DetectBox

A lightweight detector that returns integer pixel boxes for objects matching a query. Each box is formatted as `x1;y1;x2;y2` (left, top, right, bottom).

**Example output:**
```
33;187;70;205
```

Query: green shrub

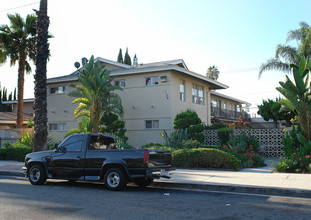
217;128;233;145
172;148;241;170
205;123;227;130
161;129;188;148
221;133;264;168
173;109;204;143
0;144;32;161
275;159;296;172
181;139;201;149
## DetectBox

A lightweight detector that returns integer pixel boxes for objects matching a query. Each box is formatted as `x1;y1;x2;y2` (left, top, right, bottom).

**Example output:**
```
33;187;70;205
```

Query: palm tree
33;0;49;152
259;22;311;78
68;56;123;133
0;13;37;127
206;65;219;80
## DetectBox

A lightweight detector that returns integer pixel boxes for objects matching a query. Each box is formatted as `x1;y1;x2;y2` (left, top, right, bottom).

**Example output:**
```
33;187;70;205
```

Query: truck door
48;135;85;178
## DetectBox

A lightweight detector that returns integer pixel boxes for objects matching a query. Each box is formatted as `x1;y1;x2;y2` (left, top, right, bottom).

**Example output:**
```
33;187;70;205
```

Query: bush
172;148;241;170
161;129;188;149
276;124;311;173
0;143;32;161
222;133;265;168
217;128;233;145
205;123;227;130
173;109;204;143
181;139;201;149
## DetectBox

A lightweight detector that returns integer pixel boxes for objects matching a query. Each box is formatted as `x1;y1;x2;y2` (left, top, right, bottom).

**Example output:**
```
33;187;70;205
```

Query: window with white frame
192;84;204;105
49;123;66;131
50;86;67;94
145;76;159;86
180;80;185;101
115;79;125;88
224;102;227;110
145;120;159;129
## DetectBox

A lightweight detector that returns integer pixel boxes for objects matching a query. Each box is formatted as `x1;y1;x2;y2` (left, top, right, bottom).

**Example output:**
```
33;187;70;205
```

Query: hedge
172;148;242;170
0;144;32;161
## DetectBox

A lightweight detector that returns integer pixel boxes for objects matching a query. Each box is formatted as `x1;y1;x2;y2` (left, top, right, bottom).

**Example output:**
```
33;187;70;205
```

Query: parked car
23;133;174;190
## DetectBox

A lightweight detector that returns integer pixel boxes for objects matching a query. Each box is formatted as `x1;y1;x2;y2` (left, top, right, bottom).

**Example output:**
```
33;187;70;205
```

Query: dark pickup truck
23;133;174;190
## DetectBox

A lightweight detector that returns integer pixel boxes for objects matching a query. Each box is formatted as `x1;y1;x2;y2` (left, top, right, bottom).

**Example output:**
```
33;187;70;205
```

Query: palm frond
259;58;290;78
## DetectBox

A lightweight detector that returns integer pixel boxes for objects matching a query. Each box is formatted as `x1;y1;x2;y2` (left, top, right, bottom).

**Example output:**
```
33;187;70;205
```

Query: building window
192;84;204;105
211;99;217;107
115;79;125;88
50;86;67;94
224;102;227;110
180;80;185;101
145;120;159;129
49;123;66;131
145;76;159;86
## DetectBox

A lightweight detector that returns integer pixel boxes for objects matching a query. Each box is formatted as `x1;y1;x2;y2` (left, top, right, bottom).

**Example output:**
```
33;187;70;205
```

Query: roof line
211;91;251;105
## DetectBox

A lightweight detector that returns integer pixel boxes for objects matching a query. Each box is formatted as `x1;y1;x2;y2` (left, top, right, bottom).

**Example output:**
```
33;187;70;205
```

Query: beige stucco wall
12;102;34;115
46;66;227;147
47;80;79;142
170;71;213;126
114;70;172;147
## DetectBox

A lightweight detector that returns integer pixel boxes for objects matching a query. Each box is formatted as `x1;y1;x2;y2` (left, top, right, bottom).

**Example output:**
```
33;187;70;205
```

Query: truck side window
105;137;116;149
64;140;83;152
89;136;107;150
60;135;84;152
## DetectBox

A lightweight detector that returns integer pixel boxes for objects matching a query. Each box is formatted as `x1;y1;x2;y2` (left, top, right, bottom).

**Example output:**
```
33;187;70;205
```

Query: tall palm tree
259;22;311;78
0;13;37;127
33;0;49;152
69;56;123;133
206;65;219;80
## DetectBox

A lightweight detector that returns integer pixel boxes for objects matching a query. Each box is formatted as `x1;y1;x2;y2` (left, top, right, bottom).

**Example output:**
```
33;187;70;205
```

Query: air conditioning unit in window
160;76;167;82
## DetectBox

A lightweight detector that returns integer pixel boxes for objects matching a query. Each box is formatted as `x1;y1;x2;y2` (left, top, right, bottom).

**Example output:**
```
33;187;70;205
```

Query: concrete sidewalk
1;158;311;196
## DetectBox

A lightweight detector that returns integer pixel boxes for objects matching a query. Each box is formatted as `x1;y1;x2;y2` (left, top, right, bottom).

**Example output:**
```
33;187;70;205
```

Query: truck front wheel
28;165;47;185
104;168;127;191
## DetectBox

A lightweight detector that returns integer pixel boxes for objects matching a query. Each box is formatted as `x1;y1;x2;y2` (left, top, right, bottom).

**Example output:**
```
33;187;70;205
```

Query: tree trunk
33;0;49;152
16;53;26;128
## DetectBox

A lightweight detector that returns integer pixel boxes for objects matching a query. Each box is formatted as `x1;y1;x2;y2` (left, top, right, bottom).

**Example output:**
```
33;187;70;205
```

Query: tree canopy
259;22;311;78
0;13;37;127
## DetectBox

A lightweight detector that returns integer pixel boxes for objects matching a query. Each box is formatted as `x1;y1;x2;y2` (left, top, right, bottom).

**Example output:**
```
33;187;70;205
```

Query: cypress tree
117;48;123;63
13;88;16;100
0;89;2;112
124;48;132;65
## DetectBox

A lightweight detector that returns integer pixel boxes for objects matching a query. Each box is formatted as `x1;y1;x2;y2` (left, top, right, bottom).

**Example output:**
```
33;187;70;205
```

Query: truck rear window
88;136;116;150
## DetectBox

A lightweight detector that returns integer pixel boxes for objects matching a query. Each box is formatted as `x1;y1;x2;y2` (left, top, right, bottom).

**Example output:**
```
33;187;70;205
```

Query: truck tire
28;165;47;185
104;168;127;191
134;178;154;187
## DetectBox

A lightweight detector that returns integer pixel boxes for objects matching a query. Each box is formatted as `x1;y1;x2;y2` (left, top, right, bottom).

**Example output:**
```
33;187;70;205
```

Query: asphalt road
0;175;311;220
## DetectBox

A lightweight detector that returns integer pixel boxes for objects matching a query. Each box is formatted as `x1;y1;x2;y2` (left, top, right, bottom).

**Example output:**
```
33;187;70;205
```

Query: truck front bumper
22;166;28;177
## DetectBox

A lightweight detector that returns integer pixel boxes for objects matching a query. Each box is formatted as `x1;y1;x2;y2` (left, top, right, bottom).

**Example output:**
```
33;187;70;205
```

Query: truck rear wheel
134;178;154;187
28;165;46;185
104;168;127;191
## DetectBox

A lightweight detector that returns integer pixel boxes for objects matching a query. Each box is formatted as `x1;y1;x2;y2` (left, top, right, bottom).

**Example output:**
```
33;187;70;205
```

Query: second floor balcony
211;106;251;122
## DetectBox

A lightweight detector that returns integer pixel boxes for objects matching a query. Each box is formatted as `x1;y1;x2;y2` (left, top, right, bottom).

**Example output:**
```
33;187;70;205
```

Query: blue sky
1;0;311;115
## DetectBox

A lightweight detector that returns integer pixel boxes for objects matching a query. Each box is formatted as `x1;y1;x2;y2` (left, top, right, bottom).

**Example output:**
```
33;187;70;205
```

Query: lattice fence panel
203;128;285;157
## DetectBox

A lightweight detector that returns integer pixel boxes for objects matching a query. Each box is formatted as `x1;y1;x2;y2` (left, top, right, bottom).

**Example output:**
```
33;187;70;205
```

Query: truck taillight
143;151;149;164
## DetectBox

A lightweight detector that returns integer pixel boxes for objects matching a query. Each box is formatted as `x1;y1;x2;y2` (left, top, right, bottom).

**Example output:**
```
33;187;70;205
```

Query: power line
0;2;39;13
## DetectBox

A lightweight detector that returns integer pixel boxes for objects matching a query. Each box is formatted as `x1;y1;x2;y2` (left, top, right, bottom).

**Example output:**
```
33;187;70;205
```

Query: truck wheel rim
30;168;40;182
107;172;120;187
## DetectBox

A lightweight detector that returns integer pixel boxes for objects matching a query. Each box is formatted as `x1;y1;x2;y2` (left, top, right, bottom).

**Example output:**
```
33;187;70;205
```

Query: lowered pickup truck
23;133;174;190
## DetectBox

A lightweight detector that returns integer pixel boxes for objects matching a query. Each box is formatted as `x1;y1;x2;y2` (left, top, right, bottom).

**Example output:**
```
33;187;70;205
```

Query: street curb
0;171;24;177
152;181;311;197
2;170;311;197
